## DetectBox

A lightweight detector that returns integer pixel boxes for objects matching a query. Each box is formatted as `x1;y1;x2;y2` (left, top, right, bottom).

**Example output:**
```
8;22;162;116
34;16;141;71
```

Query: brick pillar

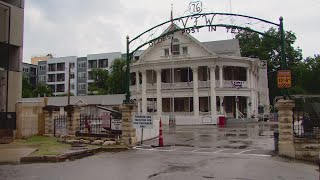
120;104;137;146
275;99;295;158
44;110;54;135
73;106;81;135
65;105;80;136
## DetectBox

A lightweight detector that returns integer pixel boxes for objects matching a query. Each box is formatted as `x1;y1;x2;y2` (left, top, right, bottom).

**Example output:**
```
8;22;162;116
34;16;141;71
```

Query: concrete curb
20;147;129;164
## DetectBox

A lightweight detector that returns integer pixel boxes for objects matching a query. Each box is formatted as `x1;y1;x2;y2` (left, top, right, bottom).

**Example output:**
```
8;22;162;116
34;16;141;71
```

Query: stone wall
277;99;320;163
294;138;320;162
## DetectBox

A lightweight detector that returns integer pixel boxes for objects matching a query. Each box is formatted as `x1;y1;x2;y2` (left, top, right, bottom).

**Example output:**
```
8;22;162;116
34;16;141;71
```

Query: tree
236;28;303;103
32;83;53;97
22;77;33;98
88;68;110;95
108;58;126;94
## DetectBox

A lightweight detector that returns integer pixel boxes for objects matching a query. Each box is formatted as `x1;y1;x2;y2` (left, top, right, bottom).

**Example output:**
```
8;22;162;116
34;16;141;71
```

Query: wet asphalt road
0;124;318;180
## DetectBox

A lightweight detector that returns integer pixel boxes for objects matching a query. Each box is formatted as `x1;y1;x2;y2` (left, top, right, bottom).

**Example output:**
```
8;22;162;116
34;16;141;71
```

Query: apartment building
22;62;37;89
32;52;127;96
45;56;78;96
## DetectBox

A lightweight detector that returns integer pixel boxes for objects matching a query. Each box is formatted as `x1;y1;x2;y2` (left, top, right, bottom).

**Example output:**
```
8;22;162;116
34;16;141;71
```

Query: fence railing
54;115;67;136
293;112;320;138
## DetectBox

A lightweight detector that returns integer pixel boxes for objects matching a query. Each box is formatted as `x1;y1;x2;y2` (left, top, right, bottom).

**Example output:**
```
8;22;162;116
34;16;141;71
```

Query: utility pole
67;63;71;105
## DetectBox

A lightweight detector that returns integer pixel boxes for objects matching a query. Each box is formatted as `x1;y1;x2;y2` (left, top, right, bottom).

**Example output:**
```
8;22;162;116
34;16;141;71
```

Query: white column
135;71;140;91
141;70;147;115
192;67;199;116
246;97;250;118
235;97;239;118
219;96;224;114
156;69;162;117
246;68;250;88
209;66;217;119
219;65;223;88
137;99;141;115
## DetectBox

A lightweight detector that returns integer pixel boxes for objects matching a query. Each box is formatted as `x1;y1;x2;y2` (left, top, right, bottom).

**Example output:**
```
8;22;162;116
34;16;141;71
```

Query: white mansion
130;26;269;125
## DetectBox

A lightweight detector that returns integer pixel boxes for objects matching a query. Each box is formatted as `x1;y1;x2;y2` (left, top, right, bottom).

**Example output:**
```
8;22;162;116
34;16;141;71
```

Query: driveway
141;123;277;156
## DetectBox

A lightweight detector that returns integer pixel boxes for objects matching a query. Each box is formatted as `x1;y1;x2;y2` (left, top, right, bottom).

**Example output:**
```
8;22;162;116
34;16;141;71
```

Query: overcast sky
23;0;320;63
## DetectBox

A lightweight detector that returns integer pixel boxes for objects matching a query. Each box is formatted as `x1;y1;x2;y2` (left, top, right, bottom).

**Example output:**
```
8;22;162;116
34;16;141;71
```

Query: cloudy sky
23;0;320;63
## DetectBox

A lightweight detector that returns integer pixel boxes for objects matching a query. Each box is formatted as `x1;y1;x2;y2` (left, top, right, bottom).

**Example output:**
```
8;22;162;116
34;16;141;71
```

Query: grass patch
15;136;70;156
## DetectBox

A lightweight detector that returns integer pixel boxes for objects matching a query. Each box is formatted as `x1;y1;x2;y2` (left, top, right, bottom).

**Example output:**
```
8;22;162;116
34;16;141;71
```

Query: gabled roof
138;24;219;62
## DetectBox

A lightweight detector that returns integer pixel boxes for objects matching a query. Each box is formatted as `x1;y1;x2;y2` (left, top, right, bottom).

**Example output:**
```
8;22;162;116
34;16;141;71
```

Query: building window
98;59;108;68
39;65;46;71
172;38;180;55
182;47;188;55
57;63;65;71
49;85;55;92
78;61;86;68
23;67;29;73
69;62;75;69
70;84;75;90
47;74;56;82
39;75;46;82
78;72;86;79
56;73;65;82
164;48;169;56
78;83;86;90
70;73;75;79
56;84;65;92
88;60;97;69
48;64;56;72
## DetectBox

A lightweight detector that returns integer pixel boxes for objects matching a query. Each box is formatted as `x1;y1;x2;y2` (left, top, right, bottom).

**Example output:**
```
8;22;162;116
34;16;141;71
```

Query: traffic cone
159;118;164;147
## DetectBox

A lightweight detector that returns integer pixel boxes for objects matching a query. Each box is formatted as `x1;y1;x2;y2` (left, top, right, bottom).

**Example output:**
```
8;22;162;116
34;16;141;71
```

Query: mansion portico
130;27;269;125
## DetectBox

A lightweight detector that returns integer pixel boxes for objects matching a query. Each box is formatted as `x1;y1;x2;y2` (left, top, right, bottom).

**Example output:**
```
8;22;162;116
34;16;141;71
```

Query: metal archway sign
123;12;287;103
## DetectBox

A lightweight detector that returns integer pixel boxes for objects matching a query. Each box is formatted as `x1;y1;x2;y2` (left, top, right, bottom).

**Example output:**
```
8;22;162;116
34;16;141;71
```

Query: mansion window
172;38;180;55
182;47;188;55
69;62;75;69
70;73;75;79
164;48;169;56
23;67;29;73
39;75;46;82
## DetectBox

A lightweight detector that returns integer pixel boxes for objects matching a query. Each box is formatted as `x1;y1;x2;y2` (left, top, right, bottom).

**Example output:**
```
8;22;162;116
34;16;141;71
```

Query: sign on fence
133;115;153;129
101;112;111;129
111;119;122;130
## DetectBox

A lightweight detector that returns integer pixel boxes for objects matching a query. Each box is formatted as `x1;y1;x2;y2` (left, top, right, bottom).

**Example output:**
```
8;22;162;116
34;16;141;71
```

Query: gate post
120;104;137;146
43;106;56;136
275;99;295;158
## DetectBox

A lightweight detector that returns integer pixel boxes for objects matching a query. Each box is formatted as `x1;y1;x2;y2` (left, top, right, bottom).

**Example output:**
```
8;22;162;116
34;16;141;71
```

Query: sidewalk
0;144;37;164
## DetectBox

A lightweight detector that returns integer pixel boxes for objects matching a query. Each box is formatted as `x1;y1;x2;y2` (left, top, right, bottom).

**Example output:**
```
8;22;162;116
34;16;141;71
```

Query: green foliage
89;58;126;95
22;77;33;98
32;83;53;97
108;58;126;94
236;28;304;103
88;68;110;95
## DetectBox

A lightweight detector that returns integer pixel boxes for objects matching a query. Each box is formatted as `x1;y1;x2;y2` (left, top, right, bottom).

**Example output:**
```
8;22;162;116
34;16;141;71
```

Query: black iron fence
79;114;107;134
54;115;67;136
293;112;320;138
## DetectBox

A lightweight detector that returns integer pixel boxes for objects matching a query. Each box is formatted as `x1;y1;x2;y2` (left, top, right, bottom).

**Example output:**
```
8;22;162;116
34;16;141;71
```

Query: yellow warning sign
277;70;291;89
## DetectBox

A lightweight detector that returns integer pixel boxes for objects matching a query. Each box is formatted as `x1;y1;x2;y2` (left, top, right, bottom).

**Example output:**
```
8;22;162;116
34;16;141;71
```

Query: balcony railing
161;82;193;90
199;81;209;88
223;80;248;88
147;83;156;90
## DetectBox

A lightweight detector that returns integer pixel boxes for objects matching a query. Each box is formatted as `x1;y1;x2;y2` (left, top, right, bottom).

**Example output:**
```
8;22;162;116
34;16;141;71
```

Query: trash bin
218;116;226;126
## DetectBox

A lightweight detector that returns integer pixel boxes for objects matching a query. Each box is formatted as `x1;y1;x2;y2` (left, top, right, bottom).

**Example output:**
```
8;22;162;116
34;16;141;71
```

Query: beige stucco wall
15;101;44;139
8;71;22;112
